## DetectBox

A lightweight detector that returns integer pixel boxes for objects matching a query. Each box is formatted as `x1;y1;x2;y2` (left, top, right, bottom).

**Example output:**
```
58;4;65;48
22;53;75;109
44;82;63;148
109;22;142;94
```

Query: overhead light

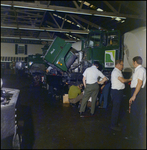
121;20;125;23
53;14;57;16
58;16;62;19
67;20;71;23
115;17;121;21
84;2;90;7
97;8;103;12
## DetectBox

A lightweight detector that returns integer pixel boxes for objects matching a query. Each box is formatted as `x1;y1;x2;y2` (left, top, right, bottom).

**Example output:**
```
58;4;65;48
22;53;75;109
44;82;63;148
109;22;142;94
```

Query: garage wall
1;43;43;57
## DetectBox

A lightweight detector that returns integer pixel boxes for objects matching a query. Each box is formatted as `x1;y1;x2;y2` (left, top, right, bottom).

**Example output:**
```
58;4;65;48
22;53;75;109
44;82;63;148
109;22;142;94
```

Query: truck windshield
107;32;119;46
87;32;101;47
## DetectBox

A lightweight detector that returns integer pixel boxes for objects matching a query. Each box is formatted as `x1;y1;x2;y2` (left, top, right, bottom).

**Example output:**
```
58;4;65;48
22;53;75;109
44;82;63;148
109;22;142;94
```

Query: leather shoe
80;112;86;117
110;126;121;131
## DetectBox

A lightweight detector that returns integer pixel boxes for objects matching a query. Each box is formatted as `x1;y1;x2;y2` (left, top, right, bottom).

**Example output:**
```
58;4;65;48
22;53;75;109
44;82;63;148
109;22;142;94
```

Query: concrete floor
1;73;146;149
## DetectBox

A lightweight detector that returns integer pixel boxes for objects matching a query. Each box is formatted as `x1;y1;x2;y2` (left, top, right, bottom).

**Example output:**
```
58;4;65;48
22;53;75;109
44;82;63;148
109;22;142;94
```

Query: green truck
43;29;123;83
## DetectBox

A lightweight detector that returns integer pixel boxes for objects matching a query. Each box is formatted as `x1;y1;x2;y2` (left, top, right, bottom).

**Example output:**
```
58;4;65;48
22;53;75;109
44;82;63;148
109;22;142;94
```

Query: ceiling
1;1;146;44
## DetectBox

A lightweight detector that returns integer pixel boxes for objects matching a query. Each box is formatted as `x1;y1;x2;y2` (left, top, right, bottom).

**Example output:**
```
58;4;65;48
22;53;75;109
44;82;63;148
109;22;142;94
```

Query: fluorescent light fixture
77;24;80;27
58;16;62;19
84;2;90;7
115;17;121;21
1;26;17;29
94;14;126;19
121;20;125;23
67;20;71;23
97;8;103;12
53;14;57;16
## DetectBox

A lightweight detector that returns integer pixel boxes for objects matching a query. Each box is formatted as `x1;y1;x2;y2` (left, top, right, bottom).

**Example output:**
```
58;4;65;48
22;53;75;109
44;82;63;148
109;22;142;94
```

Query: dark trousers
80;82;99;114
99;82;111;108
111;89;125;127
130;87;146;138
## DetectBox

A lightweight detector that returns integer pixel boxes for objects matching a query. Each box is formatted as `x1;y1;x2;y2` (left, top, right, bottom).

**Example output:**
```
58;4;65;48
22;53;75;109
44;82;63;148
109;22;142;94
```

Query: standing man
125;56;146;140
79;61;107;117
111;60;132;131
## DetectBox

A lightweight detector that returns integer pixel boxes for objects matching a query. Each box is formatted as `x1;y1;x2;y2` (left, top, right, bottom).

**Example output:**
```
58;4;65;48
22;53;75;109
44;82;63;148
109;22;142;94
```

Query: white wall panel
1;43;43;57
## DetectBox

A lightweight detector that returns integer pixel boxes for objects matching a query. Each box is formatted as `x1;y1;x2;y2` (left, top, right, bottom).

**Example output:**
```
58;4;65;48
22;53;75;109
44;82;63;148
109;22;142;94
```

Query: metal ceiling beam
68;14;86;30
61;14;67;29
1;24;89;34
49;12;61;29
72;1;80;9
69;14;107;30
103;1;118;14
1;1;143;19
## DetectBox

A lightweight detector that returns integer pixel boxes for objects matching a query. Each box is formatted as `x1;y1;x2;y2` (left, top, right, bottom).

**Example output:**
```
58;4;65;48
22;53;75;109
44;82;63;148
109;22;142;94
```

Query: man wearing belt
125;56;146;140
79;61;107;117
111;60;132;131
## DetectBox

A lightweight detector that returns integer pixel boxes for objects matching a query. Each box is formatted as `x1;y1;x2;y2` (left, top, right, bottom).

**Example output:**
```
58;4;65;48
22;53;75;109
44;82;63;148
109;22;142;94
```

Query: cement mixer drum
124;27;146;68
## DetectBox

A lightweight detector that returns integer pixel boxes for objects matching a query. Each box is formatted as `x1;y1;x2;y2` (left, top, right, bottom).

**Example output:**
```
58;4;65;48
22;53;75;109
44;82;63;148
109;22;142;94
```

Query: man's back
68;85;81;99
83;65;104;84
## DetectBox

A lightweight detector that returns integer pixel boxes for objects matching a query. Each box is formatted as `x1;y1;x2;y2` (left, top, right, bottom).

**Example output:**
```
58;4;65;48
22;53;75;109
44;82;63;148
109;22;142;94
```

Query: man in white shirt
125;56;146;140
79;61;107;117
110;60;131;131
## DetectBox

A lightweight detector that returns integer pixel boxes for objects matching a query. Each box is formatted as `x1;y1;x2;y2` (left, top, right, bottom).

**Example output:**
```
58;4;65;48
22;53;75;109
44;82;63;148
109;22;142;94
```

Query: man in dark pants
79;61;107;117
111;60;132;131
125;56;146;141
98;80;111;109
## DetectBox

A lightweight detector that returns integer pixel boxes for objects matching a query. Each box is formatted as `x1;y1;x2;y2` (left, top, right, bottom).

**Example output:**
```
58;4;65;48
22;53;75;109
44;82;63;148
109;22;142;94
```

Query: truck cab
81;29;122;74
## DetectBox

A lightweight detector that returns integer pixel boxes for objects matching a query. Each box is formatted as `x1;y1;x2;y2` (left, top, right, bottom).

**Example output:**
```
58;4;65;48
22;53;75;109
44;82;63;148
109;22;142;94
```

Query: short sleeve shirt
131;65;146;88
68;85;81;99
111;67;125;90
83;65;105;84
